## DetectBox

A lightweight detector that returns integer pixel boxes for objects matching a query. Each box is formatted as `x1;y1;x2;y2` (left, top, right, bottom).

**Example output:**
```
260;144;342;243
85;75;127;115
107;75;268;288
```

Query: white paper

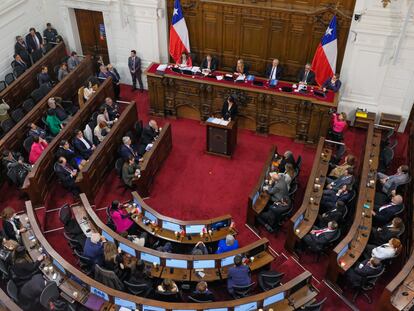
220;120;230;126
191;66;200;73
216;75;223;81
156;64;167;72
236;75;245;81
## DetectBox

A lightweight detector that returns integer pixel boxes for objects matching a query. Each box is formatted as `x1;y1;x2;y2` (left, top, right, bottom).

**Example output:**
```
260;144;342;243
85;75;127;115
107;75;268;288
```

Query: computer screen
289;277;310;295
263;292;285;306
52;259;66;275
90;286;109;301
337;244;349;261
144;211;158;224
133;197;142;213
166;259;188;269
185;224;205;234
294;213;304;229
142;306;165;311
252;191;260;206
162;221;181;232
114;297;136;310
119;243;135;256
140;252;160;265
221;255;236;267
234;302;257;311
101;230;114;243
193;260;215;269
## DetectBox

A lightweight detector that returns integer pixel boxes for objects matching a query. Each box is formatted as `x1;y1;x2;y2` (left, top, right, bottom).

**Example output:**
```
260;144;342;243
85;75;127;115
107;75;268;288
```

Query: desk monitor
166;259;188;269
52;259;66;275
248;244;266;257
289;277;310;296
101;230;114;243
221;255;236;267
193;260;215;269
211;219;230;230
234;302;257;311
90;286;109;301
294;213;304;229
141;252;161;265
144;211;158;224
143;306;165;311
264;292;285;306
162;221;181;232
185;224;205;234
119;243;135;256
252;191;260;206
337;243;349;262
114;297;136;310
132;197;142;213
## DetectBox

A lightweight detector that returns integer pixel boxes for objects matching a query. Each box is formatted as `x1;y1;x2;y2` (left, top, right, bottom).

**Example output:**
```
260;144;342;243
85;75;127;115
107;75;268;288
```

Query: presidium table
145;63;338;144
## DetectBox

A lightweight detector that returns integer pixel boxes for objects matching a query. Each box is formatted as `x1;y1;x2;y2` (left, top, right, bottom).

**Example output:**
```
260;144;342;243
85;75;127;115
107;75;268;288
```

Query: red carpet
0;84;409;310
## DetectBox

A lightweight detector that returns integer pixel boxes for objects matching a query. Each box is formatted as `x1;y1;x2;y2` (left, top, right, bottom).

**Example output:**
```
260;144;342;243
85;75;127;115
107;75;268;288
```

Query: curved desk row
0;41;66;110
326;123;381;285
74;193;273;282
0;55;94;162
22;76;114;206
246;146;277;233
285;137;332;254
0;287;22;311
24;200;318;310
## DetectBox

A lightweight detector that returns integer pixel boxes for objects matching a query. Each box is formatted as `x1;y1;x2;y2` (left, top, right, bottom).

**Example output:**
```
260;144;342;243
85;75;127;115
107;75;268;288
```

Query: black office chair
188;296;213;303
39;281;60;308
6;279;18;302
302;297;327;311
115;158;124;178
39;83;52;98
1;119;15;133
95;264;124;290
378;147;394;173
0;81;6;92
258;271;284;291
11;108;25;123
13;66;26;78
23;136;34;154
64;231;83;253
352;267;385;303
296;155;302;172
22;98;35;112
4;73;15;86
30;88;44;103
288;182;298;199
397;223;405;238
231;282;255;299
73;249;94;276
59;203;71;225
154;290;182;302
123;281;152;297
0;258;9;280
134;120;143;140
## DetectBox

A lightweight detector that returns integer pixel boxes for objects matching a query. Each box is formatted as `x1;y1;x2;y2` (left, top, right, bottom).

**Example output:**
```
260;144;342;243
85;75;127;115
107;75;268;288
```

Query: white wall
339;0;414;131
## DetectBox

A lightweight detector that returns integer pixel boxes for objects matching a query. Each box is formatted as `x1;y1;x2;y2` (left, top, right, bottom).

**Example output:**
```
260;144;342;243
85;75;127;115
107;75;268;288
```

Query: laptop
171;67;181;74
181;69;193;75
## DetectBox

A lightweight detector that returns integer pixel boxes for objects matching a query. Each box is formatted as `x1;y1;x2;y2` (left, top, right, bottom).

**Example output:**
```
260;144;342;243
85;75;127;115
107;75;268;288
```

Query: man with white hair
120;136;139;162
264;172;289;203
216;234;239;254
138;120;159;156
83;232;106;266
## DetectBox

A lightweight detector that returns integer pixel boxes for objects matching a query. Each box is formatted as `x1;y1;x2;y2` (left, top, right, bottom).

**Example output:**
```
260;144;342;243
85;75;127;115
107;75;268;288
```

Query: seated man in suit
191;281;215;302
258;195;291;233
377;165;409;195
318;200;346;227
120;136;140;162
54;157;80;196
297;63;316;85
103;97;120;121
227;255;251;295
302;221;338;251
38;66;51;86
263;172;289;204
13;54;28;75
372;194;403;226
138;120;159;156
325;167;354;191
201;54;218;73
322;74;342;93
320;184;353;212
346;257;383;288
265;59;283;81
83;232;106;267
73;129;95;159
369;217;403;246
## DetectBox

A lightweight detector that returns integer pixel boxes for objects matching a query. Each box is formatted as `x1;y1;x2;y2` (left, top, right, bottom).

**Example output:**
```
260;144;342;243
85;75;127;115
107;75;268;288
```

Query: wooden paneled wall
167;0;355;80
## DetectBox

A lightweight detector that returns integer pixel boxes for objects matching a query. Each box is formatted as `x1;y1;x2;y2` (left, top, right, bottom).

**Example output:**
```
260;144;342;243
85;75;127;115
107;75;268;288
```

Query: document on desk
216;75;224;81
156;64;167;72
236;74;245;81
191;66;200;73
220;120;230;126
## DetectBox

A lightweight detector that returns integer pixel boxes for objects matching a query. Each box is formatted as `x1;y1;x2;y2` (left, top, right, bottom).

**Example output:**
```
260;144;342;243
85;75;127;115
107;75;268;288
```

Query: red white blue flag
312;16;338;86
169;0;191;62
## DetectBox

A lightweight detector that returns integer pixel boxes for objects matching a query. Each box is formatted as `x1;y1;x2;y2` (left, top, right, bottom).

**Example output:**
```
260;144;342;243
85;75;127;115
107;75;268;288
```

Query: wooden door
75;9;110;64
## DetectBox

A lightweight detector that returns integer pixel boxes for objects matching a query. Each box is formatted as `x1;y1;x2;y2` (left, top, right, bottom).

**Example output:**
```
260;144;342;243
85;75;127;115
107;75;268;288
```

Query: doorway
74;9;110;64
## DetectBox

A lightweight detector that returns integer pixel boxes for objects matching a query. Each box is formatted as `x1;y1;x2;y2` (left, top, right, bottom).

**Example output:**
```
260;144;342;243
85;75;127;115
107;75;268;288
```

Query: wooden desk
354;111;376;129
326;123;381;285
0;56;95;169
206;119;238;157
131;191;234;244
0;42;66;110
76;102;137;201
145;63;338;144
285;137;332;254
380;113;402;131
22;76;114;206
246;146;277;232
131;123;173;198
0;287;22;311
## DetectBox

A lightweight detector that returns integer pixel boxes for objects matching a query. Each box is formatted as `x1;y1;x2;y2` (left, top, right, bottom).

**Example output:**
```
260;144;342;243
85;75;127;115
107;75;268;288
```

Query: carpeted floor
0;84;409;310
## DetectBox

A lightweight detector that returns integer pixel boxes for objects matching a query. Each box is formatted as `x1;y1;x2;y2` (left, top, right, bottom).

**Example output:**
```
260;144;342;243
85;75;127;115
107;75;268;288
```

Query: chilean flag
169;0;191;62
312;16;338;86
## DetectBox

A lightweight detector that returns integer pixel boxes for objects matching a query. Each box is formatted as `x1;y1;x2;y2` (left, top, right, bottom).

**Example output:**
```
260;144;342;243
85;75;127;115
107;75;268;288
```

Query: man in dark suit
120;136;140;162
25;27;43;54
201;54;218;73
128;50;143;92
372;194;403;226
322;74;342;93
297;63;316;85
258;196;291;232
321;184;353;212
221;96;238;121
302;221;338;251
265;59;283;80
54;157;80;195
14;36;31;66
38;66;51;86
108;64;121;99
138;120;159;156
103;97;119;121
43;23;58;44
227;255;251;295
346;258;383;288
325;167;354;192
318;201;346;227
13;54;28;76
264;172;289;203
98;65;111;81
278;150;297;173
73;129;95;159
369;217;403;246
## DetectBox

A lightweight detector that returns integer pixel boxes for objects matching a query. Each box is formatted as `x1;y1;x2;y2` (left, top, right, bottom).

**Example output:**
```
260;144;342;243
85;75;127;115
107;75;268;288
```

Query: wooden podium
206;118;238;158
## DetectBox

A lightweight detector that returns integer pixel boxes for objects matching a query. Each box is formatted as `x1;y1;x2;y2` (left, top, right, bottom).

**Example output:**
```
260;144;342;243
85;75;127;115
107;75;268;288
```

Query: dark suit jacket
319;205;346;227
297;69;316;85
322;77;342;93
14;60;28;73
141;126;158;146
303;229;337;249
330;175;353;191
55;163;76;188
120;144;137;161
201;58;218;71
374;203;403;225
278;154;296;172
347;259;382;287
73;137;93;159
265;64;283;80
109;68;120;83
128;56;142;72
232;65;249;75
25;32;43;53
221;102;238;121
370;225;402;246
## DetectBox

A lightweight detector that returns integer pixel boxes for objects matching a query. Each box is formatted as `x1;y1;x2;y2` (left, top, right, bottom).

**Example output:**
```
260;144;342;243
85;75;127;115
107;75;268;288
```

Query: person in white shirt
94;121;110;143
365;238;402;261
83;81;95;101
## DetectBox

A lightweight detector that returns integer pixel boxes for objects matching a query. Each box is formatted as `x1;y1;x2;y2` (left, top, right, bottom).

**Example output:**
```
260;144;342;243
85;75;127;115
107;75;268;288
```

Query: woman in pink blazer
29;136;48;164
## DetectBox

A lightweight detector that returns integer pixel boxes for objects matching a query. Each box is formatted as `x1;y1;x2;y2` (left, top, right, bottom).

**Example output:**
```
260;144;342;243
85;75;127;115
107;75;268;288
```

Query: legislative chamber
0;1;413;311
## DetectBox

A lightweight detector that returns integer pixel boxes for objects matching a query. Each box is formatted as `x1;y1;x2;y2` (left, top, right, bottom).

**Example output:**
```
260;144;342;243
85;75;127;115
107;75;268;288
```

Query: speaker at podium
205;117;238;158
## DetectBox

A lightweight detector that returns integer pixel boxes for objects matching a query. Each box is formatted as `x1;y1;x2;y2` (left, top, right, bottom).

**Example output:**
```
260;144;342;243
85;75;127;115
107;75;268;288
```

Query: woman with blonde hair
233;59;249;76
329;154;356;179
103;241;125;278
157;278;178;293
279;163;295;190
